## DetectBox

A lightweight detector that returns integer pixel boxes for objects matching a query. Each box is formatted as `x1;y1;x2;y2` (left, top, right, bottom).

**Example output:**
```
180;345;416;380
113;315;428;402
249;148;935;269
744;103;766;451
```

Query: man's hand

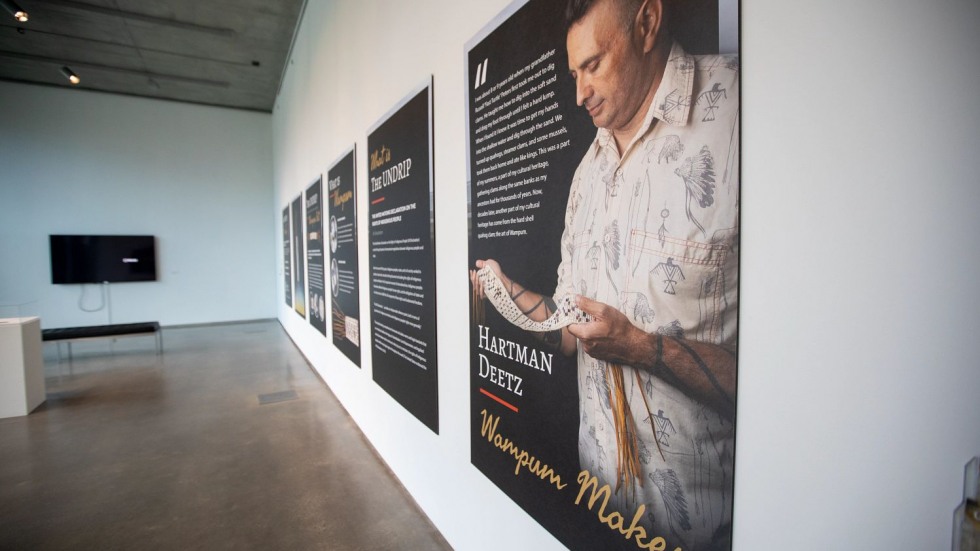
471;259;578;356
469;258;509;300
567;296;652;367
569;295;736;418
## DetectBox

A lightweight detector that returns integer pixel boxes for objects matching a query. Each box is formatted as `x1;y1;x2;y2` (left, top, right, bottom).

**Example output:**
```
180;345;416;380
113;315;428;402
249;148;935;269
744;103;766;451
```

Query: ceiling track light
1;0;28;22
60;66;80;85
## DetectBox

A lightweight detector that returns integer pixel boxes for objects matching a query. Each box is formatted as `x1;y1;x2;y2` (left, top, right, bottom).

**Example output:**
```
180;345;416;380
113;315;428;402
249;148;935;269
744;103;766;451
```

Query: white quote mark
474;58;489;89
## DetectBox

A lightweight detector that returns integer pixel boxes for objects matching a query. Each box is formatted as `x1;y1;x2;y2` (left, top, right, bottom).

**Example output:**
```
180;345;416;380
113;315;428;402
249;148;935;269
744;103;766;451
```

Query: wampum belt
475;265;591;331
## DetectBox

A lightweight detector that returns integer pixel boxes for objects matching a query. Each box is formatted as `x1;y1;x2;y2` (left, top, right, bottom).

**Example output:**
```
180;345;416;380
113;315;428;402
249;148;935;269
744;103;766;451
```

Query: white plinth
0;317;45;418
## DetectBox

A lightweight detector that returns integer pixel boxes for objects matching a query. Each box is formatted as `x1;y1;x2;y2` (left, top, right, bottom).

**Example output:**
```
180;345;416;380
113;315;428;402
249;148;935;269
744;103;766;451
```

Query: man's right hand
470;258;508;300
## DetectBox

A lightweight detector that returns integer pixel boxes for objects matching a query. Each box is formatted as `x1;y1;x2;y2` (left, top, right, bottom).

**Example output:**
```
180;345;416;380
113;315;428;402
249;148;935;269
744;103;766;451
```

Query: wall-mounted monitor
50;235;157;284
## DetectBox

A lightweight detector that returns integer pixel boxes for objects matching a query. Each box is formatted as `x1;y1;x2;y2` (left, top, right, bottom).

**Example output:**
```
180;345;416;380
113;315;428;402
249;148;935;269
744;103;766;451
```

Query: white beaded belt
476;266;591;332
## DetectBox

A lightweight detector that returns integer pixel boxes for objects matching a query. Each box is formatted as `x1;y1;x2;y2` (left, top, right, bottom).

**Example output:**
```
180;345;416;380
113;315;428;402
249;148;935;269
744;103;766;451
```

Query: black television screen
50;235;157;284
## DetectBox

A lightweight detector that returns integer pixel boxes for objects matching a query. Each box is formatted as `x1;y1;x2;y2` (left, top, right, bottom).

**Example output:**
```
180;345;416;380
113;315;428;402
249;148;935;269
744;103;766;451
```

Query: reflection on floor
0;320;451;550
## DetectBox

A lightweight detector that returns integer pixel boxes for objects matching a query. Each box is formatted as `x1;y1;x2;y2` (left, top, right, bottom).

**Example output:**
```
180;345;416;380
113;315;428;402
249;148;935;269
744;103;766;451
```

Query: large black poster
292;194;306;319
328;147;362;366
306;177;326;335
467;1;739;549
368;80;438;433
283;205;292;307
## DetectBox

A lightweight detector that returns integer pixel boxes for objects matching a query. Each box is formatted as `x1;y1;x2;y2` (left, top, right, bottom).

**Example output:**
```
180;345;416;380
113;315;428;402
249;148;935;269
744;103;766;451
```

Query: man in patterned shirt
475;0;738;547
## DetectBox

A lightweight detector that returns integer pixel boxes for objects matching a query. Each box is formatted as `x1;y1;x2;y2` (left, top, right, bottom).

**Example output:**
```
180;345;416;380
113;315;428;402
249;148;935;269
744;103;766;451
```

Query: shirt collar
648;41;695;128
592;41;694;157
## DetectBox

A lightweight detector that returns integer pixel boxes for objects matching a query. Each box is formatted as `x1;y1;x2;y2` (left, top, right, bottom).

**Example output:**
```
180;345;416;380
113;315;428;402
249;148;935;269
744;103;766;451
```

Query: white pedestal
0;317;45;418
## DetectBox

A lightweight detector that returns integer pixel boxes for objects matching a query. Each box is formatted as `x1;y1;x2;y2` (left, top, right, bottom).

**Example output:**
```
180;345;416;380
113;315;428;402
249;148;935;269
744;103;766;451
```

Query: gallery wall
0;82;277;328
273;0;980;550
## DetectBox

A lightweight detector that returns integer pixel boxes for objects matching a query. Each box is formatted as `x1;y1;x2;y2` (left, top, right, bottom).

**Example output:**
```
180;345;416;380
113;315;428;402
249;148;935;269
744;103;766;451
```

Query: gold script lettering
574;470;679;551
479;409;566;490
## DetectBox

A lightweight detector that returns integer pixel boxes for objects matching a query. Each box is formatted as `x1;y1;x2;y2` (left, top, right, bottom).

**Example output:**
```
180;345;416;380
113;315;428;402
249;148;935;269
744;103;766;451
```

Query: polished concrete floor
0;321;451;550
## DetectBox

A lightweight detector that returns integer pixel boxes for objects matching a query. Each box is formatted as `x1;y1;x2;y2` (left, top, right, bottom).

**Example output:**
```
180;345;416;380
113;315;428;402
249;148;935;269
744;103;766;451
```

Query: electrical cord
78;283;106;312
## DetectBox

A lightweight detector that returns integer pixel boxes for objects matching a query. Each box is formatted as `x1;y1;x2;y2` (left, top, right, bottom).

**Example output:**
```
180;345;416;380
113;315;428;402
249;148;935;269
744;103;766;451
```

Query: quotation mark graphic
474;58;489;89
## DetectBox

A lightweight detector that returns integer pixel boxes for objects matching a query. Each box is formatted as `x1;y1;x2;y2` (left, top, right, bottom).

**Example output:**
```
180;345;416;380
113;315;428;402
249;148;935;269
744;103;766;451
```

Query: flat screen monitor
50;235;157;284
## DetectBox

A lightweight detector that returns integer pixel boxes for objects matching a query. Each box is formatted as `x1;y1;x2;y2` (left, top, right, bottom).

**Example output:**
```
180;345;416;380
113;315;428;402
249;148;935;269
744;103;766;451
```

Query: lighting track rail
37;0;237;37
0;49;231;87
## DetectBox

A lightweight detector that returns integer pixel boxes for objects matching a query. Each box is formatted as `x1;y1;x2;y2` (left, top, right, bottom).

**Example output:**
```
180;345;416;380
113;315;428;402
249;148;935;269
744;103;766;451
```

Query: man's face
567;0;650;135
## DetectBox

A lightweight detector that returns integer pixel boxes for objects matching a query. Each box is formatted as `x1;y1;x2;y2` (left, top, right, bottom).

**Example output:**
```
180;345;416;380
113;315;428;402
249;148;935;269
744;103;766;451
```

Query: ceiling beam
0;49;231;87
37;0;238;37
1;24;256;67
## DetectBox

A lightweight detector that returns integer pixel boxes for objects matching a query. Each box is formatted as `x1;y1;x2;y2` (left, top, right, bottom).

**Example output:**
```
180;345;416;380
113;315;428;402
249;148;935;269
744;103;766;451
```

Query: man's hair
564;0;641;32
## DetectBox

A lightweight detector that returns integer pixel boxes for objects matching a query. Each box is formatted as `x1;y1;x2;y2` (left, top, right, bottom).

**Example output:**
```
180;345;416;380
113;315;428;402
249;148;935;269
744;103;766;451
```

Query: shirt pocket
625;229;731;343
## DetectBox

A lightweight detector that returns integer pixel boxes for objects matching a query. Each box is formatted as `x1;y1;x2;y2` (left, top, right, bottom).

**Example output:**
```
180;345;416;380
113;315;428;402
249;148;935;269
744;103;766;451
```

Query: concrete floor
0;320;451;550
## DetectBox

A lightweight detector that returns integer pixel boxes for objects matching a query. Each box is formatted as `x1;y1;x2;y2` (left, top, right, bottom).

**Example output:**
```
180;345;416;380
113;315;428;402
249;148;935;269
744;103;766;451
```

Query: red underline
480;388;518;413
371;197;385;205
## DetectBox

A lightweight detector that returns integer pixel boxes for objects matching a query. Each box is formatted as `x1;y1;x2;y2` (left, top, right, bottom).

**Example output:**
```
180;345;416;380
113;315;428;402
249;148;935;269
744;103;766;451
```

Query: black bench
42;322;162;360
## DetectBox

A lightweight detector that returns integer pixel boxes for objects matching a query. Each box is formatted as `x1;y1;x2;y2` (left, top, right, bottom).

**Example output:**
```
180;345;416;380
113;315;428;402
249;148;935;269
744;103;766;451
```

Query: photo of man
471;0;738;548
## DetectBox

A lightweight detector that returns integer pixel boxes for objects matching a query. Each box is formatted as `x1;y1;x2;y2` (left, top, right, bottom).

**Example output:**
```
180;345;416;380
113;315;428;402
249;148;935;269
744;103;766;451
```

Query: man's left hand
567;296;651;367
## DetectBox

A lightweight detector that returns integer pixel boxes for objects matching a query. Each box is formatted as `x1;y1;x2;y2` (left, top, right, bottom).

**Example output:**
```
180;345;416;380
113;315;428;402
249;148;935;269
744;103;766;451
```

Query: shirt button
615;168;623;177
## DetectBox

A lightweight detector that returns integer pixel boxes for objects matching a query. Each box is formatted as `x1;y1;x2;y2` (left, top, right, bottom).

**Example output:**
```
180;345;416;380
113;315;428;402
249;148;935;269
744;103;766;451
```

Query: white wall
737;0;980;548
0;82;277;328
273;0;980;550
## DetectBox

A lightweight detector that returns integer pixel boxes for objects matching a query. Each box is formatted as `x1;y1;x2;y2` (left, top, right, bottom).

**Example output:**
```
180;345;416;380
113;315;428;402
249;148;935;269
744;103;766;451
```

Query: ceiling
0;0;306;112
